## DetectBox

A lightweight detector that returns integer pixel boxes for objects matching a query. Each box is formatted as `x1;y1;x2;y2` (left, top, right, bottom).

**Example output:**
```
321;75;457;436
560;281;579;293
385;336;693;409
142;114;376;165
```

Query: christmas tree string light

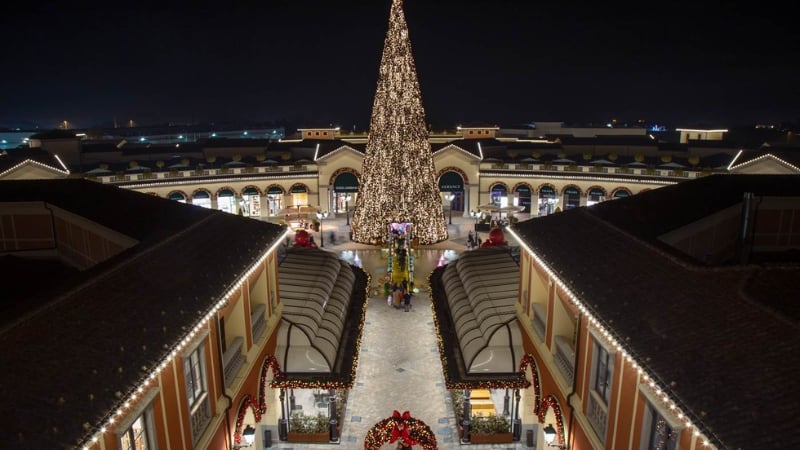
351;0;448;245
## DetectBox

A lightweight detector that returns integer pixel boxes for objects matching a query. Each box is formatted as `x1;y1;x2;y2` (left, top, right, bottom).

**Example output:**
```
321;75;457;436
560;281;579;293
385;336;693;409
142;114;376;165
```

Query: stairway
470;389;496;416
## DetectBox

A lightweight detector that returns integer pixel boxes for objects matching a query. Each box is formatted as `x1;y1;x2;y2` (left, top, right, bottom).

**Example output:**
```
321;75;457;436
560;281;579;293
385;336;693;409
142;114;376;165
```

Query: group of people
467;230;482;249
385;278;413;312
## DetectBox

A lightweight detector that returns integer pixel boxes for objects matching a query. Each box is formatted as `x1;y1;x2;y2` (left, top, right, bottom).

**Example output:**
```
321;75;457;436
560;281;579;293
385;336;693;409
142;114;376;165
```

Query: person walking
403;290;412;312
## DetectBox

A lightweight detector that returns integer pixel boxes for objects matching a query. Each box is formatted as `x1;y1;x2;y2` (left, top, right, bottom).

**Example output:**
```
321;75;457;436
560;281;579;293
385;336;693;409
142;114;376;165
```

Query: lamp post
233;425;256;448
344;194;352;225
543;423;567;448
470;209;485;223
316;211;329;247
445;193;455;225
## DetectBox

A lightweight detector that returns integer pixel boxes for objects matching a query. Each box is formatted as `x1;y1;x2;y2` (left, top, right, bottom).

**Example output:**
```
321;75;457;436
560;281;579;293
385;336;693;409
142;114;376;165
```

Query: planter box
287;432;329;443
470;432;514;444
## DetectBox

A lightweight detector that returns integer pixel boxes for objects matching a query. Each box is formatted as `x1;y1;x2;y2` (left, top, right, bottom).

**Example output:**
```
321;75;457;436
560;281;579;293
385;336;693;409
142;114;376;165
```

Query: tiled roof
513;174;800;449
0;179;286;449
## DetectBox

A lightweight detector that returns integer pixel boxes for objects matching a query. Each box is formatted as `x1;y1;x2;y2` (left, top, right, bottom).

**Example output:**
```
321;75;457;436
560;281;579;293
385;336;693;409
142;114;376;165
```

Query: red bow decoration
389;410;415;445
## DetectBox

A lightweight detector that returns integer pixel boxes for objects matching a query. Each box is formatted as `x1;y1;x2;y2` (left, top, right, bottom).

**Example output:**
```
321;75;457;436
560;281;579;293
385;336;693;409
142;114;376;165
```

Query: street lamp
470;209;483;223
344;194;352;225
445;193;455;225
543;424;567;448
316;211;329;247
233;424;256;448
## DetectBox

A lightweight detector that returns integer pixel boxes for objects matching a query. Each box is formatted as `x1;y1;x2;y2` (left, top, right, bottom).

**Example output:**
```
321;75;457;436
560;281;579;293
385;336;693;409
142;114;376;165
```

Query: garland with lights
363;410;437;450
350;0;448;245
233;355;285;444
233;394;263;444
518;354;542;415
538;394;565;445
261;354;285;400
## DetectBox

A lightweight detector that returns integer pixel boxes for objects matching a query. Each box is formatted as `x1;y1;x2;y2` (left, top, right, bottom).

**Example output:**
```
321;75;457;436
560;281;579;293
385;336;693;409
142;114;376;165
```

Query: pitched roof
0;179;286;449
513;174;800;449
0;147;69;177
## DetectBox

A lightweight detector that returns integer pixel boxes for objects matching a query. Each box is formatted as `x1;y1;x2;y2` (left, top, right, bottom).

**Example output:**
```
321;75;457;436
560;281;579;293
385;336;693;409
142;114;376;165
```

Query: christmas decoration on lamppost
445;193;455;225
316;210;329;247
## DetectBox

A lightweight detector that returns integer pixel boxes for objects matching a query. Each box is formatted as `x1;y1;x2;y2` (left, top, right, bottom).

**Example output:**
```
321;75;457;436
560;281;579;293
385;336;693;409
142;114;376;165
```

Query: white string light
77;229;290;448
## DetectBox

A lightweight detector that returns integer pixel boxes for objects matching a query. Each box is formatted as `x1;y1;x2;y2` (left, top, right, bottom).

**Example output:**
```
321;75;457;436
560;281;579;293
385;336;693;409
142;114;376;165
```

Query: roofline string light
0;158;70;178
727;150;800;172
78;229;291;450
506;227;719;450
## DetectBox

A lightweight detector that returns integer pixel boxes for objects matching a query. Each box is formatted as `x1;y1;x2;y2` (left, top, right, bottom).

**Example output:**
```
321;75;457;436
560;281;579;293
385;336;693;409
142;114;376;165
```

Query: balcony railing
222;336;246;388
190;394;212;444
553;335;575;386
251;303;267;341
586;390;609;442
531;303;546;341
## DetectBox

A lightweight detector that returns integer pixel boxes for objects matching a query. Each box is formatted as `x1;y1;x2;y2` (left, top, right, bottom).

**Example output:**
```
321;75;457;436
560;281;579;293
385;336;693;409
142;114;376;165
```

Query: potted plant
287;412;331;443
469;413;513;444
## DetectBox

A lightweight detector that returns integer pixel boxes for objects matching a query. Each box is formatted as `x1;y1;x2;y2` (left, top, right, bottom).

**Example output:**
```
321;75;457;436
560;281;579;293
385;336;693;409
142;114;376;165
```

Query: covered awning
278;205;319;216
333;172;359;192
476;204;525;214
429;248;527;388
274;248;368;387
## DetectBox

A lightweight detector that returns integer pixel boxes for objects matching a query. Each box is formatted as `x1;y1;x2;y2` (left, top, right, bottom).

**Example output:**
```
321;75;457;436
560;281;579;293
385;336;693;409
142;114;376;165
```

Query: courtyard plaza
270;213;529;449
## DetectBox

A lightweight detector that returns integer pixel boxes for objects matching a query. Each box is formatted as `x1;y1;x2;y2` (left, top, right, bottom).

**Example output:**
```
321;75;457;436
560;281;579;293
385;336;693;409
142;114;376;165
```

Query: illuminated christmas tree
351;0;448;245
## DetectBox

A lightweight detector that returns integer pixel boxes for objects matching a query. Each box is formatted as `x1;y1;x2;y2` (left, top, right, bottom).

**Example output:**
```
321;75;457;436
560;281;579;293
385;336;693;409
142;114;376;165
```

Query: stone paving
270;215;527;449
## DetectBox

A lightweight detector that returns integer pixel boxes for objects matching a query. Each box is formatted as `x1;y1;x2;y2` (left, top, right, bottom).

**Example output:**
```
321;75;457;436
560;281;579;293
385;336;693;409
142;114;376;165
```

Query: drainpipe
565;313;582;449
215;318;234;449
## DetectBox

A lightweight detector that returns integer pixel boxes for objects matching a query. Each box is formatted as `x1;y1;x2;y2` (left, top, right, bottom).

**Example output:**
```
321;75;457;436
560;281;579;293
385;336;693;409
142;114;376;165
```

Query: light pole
316;211;329;247
344;194;352;225
470;210;481;223
445;193;455;225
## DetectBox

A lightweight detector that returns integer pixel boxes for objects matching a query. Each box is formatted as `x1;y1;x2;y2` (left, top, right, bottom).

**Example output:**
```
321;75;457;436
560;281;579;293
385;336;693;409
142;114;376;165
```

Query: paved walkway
271;216;527;449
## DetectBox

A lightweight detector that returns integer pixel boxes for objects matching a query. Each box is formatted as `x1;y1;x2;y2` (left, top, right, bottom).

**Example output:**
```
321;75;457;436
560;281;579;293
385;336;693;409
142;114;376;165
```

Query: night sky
1;1;797;130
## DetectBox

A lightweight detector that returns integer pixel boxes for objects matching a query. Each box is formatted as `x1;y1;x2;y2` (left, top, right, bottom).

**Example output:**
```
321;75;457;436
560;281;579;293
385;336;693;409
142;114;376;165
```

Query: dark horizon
2;1;798;131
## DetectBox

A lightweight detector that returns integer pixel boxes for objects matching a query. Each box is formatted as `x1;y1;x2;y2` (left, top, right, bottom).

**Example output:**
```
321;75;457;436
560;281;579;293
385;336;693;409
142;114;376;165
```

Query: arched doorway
332;171;359;216
438;170;465;216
